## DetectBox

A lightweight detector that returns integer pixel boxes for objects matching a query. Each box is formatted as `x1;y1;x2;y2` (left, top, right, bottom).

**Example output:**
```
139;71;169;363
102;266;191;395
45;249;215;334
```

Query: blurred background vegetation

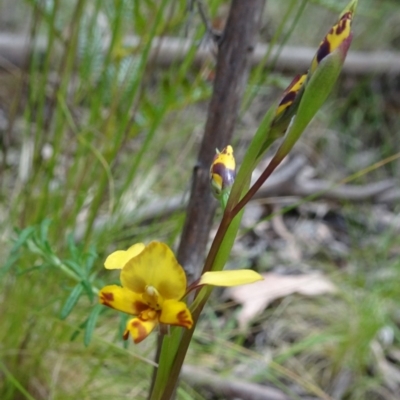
1;0;400;399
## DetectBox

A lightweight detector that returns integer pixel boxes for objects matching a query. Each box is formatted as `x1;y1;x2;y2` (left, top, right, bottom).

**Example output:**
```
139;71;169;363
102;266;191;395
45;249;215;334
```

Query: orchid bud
256;74;307;158
210;145;236;206
310;2;355;76
275;74;307;120
272;0;357;162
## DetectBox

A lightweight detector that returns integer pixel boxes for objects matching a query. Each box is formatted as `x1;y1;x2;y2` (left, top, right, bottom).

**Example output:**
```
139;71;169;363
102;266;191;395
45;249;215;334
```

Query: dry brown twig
182;365;291;400
73;155;397;241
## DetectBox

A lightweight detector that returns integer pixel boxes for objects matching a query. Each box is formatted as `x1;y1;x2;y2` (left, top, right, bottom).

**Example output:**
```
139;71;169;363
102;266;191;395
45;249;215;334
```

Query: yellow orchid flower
99;241;262;344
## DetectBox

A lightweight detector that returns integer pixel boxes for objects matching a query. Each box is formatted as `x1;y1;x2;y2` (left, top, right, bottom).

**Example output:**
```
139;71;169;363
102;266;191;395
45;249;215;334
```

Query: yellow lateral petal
121;242;187;300
198;270;264;287
104;243;145;269
159;299;193;329
124;317;158;344
99;285;148;315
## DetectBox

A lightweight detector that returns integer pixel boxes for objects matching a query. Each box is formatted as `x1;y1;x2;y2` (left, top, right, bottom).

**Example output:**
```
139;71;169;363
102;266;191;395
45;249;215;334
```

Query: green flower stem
150;327;183;400
232;151;284;217
225;103;277;213
151;209;244;399
153;2;357;397
156;287;211;400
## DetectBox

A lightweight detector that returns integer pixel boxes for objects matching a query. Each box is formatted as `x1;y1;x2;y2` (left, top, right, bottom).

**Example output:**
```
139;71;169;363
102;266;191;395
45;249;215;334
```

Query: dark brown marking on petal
211;163;235;188
316;39;330;64
284;74;302;93
132;319;148;343
336;14;350;35
133;301;148;313
99;292;114;307
177;310;193;329
278;90;296;108
102;292;114;302
123;330;130;340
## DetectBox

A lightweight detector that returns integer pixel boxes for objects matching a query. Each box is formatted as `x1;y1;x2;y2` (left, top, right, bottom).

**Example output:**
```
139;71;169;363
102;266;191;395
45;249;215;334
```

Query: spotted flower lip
99;241;263;344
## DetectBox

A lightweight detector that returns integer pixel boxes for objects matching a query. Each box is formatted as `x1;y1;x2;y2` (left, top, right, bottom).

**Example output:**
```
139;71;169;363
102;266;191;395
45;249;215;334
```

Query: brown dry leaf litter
226;272;337;329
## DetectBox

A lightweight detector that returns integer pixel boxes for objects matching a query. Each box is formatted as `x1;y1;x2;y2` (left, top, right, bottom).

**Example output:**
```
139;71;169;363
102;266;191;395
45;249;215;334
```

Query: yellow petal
99;285;148;315
198;270;263;287
124;317;158;344
159;299;193;329
104;243;145;269
121;242;187;300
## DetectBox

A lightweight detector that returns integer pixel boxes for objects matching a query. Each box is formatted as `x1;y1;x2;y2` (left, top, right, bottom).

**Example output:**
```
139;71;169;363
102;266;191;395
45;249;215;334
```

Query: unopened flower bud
210;145;236;199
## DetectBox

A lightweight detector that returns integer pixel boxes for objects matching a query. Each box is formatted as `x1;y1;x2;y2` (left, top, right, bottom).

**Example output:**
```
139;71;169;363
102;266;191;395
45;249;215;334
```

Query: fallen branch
255;176;396;202
73;156;397;241
2;33;400;75
181;365;290;400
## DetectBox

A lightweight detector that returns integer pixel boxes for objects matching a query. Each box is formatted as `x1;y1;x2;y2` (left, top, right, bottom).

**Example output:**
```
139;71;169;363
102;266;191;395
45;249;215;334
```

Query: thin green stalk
35;0;87;223
13;0;44;226
83;0;170;244
32;0;60;154
152;198;246;399
0;363;36;400
58;94;116;214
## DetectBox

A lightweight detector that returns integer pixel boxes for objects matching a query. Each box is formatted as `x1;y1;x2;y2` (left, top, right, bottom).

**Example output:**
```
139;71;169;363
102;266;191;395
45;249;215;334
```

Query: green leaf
0;253;20;279
67;233;80;261
60;283;84;320
16;264;46;276
84;304;102;346
11;226;35;253
70;317;89;342
64;260;84;278
39;218;52;243
84;245;98;273
81;279;95;302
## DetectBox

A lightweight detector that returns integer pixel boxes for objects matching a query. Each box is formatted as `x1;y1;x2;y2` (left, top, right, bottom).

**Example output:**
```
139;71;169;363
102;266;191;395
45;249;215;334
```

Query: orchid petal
198;270;263;287
124;317;158;344
159;299;193;329
99;285;148;315
104;243;145;269
121;242;186;300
